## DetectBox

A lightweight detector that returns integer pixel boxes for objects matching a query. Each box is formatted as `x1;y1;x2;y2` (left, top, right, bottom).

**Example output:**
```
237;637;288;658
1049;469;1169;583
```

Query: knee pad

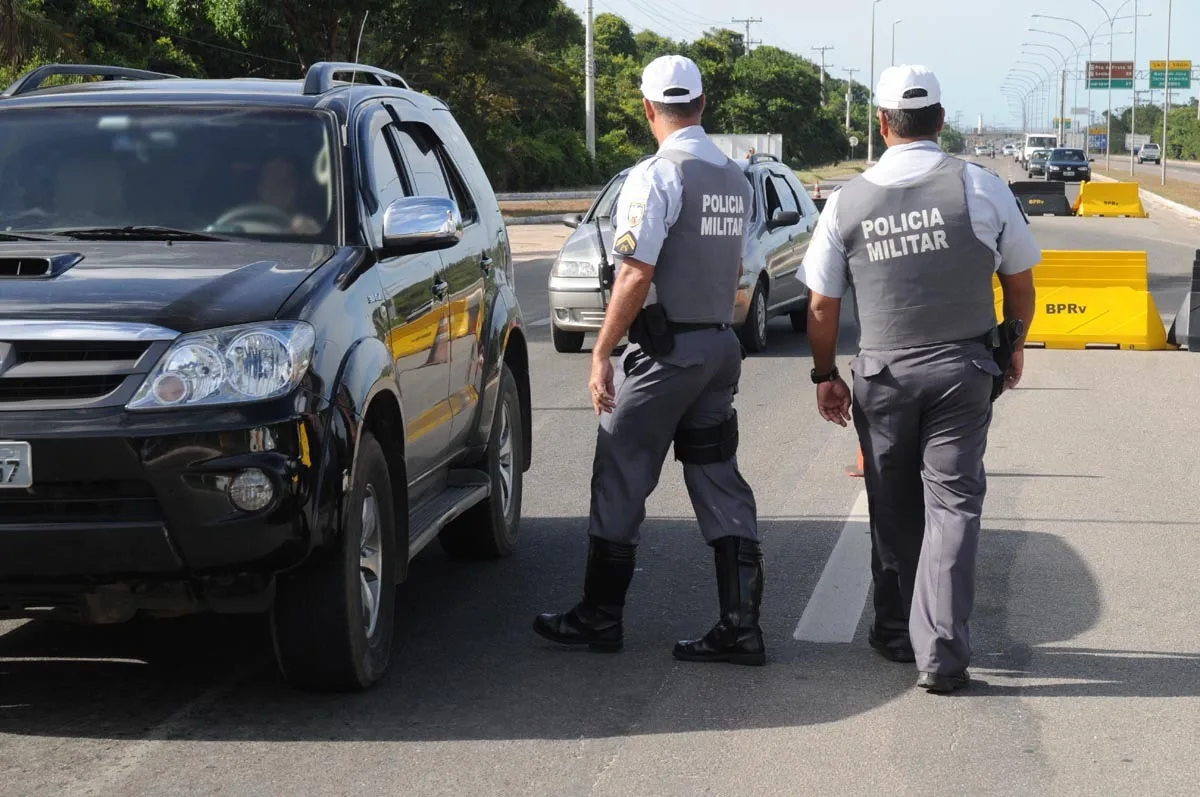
673;410;739;465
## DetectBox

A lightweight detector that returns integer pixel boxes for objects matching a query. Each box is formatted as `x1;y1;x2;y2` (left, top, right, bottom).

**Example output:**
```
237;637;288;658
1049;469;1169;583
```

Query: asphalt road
2;170;1200;796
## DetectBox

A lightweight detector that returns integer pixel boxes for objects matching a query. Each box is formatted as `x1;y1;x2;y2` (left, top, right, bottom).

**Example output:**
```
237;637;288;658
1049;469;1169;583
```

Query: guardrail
496;190;601;202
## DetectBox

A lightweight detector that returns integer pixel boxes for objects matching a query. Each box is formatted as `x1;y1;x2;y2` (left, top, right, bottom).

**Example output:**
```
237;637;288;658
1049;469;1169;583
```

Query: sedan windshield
0;106;337;242
1051;149;1086;162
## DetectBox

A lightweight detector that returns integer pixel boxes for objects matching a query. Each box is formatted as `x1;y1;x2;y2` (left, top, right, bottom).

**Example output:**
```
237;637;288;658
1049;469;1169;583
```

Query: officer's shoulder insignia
627;201;646;228
613;231;637;255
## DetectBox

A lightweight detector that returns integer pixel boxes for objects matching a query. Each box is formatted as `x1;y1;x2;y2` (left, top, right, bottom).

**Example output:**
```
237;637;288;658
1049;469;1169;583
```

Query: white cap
875;64;942;110
640;55;704;104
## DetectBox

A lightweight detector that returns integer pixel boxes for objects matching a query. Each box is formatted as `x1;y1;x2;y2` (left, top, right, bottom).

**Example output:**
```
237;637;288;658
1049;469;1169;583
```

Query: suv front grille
0;375;127;402
0;480;162;524
15;340;151;364
0;322;176;410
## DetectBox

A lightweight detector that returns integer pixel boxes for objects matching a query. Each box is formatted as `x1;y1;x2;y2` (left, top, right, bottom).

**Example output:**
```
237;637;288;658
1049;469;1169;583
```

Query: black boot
533;536;636;652
673;536;765;666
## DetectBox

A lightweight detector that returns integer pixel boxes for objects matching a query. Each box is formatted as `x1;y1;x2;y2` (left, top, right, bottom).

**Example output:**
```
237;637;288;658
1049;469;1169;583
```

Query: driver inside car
256;156;321;235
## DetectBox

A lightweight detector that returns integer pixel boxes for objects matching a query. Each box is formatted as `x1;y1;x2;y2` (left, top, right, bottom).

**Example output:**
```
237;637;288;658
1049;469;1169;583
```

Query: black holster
988;319;1022;402
628;303;675;356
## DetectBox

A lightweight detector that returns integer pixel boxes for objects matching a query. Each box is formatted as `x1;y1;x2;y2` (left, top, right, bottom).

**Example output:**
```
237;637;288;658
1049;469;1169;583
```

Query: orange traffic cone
815;183;822;199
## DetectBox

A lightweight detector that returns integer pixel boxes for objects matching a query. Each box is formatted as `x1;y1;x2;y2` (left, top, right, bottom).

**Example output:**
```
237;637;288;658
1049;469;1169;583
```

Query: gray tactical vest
836;155;997;350
652;148;752;325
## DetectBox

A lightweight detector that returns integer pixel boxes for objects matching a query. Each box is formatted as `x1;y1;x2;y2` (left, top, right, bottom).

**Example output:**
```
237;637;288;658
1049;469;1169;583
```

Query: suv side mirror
381;196;463;255
561;213;583;229
769;209;801;229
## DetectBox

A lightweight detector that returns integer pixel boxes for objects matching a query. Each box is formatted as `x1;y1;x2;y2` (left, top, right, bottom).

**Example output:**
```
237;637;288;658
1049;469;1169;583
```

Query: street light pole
1130;0;1137;176
868;0;882;163
1032;14;1095;151
842;67;860;131
891;20;902;66
1162;0;1171;185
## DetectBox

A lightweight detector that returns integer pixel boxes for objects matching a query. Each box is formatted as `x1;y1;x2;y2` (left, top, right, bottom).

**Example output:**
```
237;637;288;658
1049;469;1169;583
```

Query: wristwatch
811;365;839;384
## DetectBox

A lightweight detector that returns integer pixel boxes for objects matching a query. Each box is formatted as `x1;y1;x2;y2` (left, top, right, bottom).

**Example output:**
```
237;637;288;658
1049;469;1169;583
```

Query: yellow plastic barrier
1072;181;1148;218
992;250;1169;350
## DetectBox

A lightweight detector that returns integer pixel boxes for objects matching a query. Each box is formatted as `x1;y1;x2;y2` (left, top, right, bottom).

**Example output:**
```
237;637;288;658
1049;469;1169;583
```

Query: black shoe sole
532;619;622;652
868;636;916;663
917;674;970;693
672;648;766;666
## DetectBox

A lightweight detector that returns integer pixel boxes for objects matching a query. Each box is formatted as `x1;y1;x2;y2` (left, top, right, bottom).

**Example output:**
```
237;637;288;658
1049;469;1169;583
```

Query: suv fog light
229;469;274;512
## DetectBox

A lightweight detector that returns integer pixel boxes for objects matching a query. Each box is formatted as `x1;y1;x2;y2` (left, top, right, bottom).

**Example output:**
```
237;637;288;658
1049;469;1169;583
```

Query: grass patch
794;160;868;185
1091;166;1200;212
499;198;593;217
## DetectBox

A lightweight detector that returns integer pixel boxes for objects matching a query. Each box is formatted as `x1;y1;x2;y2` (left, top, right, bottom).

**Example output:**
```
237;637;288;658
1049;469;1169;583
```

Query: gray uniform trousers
850;339;1000;675
588;327;759;546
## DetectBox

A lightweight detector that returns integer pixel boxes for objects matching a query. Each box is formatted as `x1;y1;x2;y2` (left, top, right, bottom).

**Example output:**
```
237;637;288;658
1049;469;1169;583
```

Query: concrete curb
503;214;569;226
1090;173;1200;223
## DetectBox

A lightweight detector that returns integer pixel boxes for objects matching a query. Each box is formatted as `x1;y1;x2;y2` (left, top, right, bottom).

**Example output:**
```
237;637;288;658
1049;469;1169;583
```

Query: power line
114;16;299;68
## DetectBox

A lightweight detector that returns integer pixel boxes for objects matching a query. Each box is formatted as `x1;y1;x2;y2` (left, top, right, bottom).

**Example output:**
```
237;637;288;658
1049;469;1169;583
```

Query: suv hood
0;242;338;332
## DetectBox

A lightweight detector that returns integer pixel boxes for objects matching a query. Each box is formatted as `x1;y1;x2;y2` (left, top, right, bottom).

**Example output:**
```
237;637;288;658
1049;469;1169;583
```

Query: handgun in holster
628;303;675;356
988;318;1024;402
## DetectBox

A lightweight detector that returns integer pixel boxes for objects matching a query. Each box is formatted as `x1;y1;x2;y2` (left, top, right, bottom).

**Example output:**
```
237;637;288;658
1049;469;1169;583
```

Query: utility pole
732;17;763;54
842;67;860;130
1162;0;1171;185
1130;0;1137;176
812;45;835;103
584;0;595;160
868;0;882;163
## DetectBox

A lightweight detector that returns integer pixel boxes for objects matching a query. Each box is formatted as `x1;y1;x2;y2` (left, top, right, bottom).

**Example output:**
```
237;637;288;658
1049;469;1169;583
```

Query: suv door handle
431;278;448;301
480;254;494;274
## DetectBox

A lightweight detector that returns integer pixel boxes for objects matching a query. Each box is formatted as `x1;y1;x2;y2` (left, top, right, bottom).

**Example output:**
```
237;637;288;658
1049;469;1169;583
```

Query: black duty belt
667;321;730;332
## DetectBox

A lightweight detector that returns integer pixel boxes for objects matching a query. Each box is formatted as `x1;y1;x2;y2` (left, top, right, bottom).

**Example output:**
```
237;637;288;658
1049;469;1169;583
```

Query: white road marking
793;489;874;643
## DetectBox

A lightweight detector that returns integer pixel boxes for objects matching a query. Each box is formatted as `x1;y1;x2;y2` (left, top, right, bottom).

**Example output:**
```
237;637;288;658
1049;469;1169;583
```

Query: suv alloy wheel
270;431;398;691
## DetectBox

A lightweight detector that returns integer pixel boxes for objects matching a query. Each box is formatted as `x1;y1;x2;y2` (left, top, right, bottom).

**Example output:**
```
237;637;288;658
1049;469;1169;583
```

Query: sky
562;0;1199;132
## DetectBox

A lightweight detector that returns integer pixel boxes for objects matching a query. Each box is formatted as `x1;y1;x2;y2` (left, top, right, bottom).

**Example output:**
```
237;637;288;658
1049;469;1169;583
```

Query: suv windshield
0;107;337;243
1050;149;1086;162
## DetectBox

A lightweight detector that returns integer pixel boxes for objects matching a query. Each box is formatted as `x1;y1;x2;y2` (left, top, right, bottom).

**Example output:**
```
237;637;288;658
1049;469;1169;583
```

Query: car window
587;174;627;223
770;174;799;216
372;127;406;209
763;173;783;219
393;123;452;201
0;106;337;242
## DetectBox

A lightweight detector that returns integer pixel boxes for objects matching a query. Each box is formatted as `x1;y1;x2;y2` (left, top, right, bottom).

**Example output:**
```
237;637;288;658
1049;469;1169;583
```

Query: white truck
1020;133;1059;168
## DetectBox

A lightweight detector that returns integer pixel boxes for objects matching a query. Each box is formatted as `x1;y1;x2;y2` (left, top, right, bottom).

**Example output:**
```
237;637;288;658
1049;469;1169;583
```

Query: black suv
0;63;532;691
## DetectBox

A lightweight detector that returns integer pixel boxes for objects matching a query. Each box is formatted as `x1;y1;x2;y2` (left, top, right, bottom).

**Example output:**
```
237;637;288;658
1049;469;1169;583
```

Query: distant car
1027;148;1052;177
1138;142;1161;164
1043;148;1092;182
1002;144;1017;157
548;154;818;355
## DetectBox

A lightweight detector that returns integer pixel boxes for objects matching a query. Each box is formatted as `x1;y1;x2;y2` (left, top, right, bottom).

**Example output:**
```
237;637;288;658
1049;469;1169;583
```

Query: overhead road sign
1087;61;1134;90
1073;181;1148;218
1149;60;1192;90
994;250;1168;351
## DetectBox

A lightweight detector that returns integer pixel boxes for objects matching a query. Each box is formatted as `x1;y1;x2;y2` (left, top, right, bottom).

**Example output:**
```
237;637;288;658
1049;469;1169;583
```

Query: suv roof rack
302;62;410;95
2;64;178;98
747;153;780;164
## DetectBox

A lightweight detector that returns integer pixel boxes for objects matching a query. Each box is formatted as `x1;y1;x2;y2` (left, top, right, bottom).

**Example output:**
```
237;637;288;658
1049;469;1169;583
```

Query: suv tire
740;281;768;353
270;431;397;692
439;366;524;560
552;323;584;353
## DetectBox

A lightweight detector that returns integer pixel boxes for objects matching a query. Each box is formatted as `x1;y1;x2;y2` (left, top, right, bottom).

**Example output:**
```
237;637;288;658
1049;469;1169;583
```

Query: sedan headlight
551;259;599;278
127;322;316;410
1048;165;1062;170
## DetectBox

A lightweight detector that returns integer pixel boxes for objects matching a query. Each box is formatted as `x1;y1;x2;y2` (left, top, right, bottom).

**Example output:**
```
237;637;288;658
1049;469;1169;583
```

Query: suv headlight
127;322;316;410
551;259;599;278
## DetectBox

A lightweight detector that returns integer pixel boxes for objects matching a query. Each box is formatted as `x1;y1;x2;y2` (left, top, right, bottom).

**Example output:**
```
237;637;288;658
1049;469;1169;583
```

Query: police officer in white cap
800;65;1040;692
534;55;764;666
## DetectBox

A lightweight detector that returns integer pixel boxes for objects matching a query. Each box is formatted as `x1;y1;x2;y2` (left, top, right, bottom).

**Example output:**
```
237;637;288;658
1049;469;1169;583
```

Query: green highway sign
1089;78;1133;90
1149;60;1191;89
1088;60;1134;90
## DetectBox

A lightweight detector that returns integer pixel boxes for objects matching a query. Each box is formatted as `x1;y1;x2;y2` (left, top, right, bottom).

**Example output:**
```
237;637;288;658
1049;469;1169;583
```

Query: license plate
0;441;32;489
1064;170;1075;176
